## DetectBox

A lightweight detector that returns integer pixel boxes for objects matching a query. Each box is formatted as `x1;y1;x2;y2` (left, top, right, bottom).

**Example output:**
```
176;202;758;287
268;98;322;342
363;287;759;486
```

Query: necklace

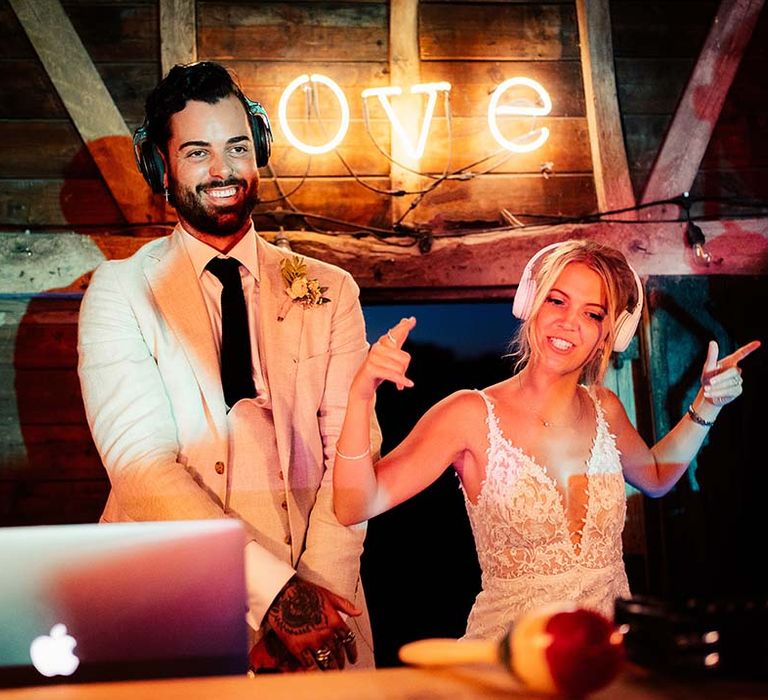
518;376;585;429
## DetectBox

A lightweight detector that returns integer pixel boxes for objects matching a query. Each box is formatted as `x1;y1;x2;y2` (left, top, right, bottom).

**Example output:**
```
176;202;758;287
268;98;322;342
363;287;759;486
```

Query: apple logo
29;623;80;677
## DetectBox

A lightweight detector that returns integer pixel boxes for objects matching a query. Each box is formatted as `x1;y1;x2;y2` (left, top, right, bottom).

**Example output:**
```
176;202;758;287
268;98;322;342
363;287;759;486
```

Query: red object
511;603;625;697
544;608;625;697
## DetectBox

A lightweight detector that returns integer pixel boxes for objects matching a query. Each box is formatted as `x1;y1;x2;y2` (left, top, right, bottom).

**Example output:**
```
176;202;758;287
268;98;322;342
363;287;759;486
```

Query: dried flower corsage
278;256;330;319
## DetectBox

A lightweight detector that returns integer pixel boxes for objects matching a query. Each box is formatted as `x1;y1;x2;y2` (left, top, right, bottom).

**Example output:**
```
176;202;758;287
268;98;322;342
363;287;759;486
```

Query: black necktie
205;257;256;407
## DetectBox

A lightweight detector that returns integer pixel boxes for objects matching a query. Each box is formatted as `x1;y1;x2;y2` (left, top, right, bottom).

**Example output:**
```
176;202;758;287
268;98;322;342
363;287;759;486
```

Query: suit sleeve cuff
244;541;296;631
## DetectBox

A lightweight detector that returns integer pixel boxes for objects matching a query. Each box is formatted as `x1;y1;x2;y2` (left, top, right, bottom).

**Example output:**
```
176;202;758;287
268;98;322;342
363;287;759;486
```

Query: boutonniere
278;255;330;320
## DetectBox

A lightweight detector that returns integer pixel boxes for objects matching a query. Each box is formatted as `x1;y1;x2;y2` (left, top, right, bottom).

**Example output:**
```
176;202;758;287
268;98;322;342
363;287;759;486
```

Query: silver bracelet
687;404;715;427
335;444;371;460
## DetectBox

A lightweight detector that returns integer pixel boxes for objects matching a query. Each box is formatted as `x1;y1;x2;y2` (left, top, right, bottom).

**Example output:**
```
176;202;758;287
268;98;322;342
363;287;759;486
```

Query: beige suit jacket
78;225;378;663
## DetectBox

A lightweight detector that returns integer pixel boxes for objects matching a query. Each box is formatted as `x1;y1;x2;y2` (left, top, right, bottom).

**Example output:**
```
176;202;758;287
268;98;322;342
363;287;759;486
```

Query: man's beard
170;177;259;236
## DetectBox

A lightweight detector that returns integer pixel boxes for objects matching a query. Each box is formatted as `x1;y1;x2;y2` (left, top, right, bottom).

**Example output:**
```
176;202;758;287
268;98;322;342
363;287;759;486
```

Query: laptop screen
0;520;248;687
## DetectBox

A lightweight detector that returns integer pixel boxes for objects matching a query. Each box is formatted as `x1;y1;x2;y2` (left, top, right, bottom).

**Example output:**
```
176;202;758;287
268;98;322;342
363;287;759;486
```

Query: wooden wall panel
198;2;388;61
256;177;393;228
419;2;579;60
231;61;390;121
0;296;108;525
0;179;124;226
417;117;592;174
420;61;586;117
0;122;99;179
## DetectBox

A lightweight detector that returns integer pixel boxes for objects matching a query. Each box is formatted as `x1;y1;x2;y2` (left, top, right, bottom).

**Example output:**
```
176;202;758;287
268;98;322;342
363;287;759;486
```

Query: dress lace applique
460;387;630;641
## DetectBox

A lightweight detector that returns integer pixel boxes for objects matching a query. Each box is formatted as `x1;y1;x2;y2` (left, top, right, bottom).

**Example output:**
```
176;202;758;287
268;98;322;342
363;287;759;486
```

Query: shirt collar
179;223;260;282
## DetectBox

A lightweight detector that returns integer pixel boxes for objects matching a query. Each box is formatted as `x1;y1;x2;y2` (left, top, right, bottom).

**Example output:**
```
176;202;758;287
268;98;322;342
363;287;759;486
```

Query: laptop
0;519;248;687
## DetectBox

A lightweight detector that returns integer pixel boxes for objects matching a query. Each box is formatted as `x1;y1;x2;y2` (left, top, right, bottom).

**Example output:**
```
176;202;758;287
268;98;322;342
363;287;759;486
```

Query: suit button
281;501;288;510
278;471;284;480
215;461;225;474
284;535;291;545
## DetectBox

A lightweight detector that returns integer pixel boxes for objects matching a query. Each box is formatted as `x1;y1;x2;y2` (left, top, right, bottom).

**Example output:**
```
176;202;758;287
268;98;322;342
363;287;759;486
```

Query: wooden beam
388;0;422;226
642;0;765;212
3;218;767;299
576;0;637;214
160;0;197;75
7;0;164;224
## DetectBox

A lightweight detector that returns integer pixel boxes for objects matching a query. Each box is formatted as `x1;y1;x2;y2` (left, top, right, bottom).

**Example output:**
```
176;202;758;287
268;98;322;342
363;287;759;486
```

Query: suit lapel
144;229;228;420
257;236;303;475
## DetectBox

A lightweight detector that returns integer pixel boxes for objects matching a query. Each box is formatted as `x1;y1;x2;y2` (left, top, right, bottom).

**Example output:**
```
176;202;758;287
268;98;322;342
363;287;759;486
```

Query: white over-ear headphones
512;242;644;353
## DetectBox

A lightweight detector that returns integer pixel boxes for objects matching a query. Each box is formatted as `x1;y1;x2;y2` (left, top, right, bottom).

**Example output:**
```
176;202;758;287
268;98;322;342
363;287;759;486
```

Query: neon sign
277;74;552;157
361;82;451;160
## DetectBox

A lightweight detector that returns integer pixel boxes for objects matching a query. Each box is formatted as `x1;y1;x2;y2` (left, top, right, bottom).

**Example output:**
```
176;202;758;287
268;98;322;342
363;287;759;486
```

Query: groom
77;62;378;671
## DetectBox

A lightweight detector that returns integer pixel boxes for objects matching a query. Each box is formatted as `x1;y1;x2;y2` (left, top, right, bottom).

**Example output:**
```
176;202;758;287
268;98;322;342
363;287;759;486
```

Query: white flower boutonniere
278;255;330;320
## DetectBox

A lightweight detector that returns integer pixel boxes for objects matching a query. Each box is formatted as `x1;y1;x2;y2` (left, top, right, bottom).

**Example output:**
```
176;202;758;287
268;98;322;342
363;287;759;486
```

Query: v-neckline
480;388;600;557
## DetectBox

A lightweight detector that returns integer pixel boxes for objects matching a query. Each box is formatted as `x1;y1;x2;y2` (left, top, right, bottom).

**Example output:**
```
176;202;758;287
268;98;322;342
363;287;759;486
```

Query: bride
332;240;759;641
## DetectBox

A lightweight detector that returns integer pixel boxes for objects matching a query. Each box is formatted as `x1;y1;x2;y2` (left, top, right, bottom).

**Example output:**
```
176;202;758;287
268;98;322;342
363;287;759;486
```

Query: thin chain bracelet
335;445;371;460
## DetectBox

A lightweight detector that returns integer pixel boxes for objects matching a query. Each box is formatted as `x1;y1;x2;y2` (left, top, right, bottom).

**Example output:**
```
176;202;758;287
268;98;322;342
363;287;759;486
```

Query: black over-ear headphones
132;97;273;194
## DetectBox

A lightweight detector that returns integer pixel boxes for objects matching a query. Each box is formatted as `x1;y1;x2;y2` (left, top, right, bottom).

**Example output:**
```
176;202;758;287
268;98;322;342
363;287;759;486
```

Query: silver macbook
0;519;248;687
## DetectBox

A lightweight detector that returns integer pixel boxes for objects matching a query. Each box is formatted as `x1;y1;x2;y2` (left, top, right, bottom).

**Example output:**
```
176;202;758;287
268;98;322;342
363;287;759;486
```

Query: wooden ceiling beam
5;218;766;298
160;0;197;75
388;0;422;226
576;0;637;215
641;0;765;213
8;0;164;224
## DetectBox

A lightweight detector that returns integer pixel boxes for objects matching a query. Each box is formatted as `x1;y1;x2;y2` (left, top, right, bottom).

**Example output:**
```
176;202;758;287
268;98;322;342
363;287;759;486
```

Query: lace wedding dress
461;387;630;641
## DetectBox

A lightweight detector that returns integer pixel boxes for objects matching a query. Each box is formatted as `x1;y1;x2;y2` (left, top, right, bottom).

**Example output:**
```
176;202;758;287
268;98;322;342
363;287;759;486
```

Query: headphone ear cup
133;125;166;194
512;242;565;321
612;266;644;352
244;99;273;167
140;142;166;194
613;310;633;353
251;114;271;167
512;274;536;320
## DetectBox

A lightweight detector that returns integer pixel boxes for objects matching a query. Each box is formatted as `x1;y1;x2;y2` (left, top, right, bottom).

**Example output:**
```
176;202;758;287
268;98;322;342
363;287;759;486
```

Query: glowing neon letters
277;74;552;157
488;77;552;153
361;82;451;159
278;74;350;155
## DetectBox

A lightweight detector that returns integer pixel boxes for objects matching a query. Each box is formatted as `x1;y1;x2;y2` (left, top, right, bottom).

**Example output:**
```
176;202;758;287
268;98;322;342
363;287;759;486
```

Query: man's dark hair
144;61;250;152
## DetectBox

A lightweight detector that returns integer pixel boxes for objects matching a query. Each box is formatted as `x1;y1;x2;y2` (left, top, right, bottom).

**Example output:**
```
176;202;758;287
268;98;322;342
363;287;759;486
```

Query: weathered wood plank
615;58;696;115
0;59;157;122
642;0;766;209
0;172;598;231
0;2;158;62
389;0;422;224
230;61;390;121
0;121;100;179
419;3;579;61
416;117;593;174
576;0;636;213
198;2;388;62
3;216;768;303
269;120;391;177
160;0;196;73
610;0;719;58
256;177;393;228
420;61;586;118
0;179;126;226
8;0;163;223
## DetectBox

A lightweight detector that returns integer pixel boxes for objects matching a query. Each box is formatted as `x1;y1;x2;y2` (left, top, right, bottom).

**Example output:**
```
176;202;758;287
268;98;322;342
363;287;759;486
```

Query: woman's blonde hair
511;239;640;385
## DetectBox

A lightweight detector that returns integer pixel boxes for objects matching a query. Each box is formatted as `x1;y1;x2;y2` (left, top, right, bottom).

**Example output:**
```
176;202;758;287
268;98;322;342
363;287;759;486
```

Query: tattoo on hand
269;580;327;636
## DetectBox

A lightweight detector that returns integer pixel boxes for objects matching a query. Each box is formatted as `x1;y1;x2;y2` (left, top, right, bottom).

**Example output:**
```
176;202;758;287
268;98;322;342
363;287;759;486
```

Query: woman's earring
163;187;170;203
